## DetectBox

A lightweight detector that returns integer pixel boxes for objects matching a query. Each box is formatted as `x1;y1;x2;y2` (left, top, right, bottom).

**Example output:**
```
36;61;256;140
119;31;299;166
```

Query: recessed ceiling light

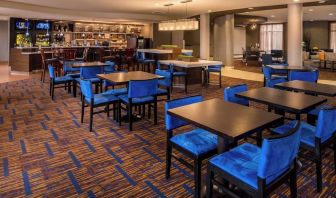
318;0;326;3
310;19;314;21
207;10;212;13
248;7;254;10
308;9;313;11
293;0;300;2
270;15;276;18
154;3;159;6
329;13;334;16
244;11;250;14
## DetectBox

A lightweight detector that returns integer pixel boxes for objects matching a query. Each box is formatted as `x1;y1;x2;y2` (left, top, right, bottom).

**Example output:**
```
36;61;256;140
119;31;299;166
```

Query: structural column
200;13;210;59
214;14;234;66
287;3;303;66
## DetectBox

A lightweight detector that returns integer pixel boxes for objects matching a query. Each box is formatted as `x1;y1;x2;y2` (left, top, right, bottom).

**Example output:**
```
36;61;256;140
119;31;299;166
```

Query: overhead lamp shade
159;19;199;31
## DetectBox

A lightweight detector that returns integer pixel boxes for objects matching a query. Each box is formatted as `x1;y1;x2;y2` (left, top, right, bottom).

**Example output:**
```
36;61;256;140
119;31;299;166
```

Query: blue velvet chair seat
54;76;73;84
156;88;168;95
104;88;128;96
66;73;80;78
308;104;333;116
209;143;283;189
172;71;187;76
119;94;155;104
76;77;101;84
170;128;218;156
84;92;119;106
273;120;319;147
208;68;221;72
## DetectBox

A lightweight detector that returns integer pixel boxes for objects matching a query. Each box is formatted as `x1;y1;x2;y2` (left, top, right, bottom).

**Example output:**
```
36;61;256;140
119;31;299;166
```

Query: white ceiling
0;0;318;23
240;5;336;23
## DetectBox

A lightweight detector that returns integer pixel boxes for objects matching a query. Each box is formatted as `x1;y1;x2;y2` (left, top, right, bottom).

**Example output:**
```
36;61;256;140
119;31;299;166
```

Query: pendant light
25;19;30;37
46;20;50;36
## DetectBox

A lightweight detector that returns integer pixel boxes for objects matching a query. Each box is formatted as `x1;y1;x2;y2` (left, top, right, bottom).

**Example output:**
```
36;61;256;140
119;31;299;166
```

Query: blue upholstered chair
262;54;273;66
118;79;158;131
63;60;82;78
224;84;249;106
155;69;171;101
48;65;73;100
307;104;334;125
165;95;218;198
169;63;188;93
288;70;319;83
206;65;222;88
273;106;336;192
104;61;116;73
207;121;301;198
73;66;104;97
79;79;119;132
136;52;155;72
262;66;287;88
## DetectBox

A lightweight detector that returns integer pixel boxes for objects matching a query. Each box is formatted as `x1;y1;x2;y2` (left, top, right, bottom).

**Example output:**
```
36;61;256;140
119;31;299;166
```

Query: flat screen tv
15;21;32;30
36;22;50;30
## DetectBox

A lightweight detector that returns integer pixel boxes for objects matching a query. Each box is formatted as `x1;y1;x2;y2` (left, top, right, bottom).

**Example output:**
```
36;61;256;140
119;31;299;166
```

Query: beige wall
303;21;329;49
0;20;9;62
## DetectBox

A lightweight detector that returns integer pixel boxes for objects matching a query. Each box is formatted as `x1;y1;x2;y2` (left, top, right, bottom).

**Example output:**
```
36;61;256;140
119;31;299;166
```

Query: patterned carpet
0;75;335;198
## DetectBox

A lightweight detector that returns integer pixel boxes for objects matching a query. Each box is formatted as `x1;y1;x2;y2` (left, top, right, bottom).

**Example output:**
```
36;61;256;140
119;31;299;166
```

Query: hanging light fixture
159;0;198;31
25;19;30;37
46;20;50;36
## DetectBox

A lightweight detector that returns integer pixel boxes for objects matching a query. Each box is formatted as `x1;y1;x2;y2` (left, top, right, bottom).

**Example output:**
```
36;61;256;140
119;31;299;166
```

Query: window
260;24;283;52
331;23;336;52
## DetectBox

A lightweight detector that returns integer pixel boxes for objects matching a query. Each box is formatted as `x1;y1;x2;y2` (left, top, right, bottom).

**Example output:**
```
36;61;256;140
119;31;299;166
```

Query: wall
172;31;184;48
184;30;200;57
0;20;9;62
303;21;329;50
152;23;172;48
245;24;260;48
233;27;246;55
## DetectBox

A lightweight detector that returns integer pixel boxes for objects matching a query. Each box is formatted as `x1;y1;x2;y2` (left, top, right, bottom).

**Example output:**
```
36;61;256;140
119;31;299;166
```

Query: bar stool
40;48;59;83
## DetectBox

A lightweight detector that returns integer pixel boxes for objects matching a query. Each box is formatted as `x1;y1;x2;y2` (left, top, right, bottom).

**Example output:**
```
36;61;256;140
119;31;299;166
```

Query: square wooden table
236;87;327;119
68;61;109;68
267;65;318;71
167;98;283;152
274;80;336;97
97;71;164;85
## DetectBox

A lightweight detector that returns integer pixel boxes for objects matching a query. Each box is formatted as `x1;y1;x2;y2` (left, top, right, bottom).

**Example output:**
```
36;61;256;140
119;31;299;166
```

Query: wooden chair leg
290;163;297;198
106;104;110;117
184;76;188;94
165;140;172;179
315;149;322;192
81;100;85;123
334;137;336;173
219;71;222;88
51;83;55;100
118;101;122;126
206;166;214;198
194;160;202;198
148;104;151;119
89;106;93;132
154;101;157;125
128;104;133;131
49;81;52;96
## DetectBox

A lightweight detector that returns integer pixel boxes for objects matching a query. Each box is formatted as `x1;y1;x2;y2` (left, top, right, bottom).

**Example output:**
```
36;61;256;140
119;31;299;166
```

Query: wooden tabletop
137;49;193;54
274;80;336;97
159;60;223;68
97;71;164;84
168;98;283;142
267;65;318;71
236;87;327;114
68;61;109;68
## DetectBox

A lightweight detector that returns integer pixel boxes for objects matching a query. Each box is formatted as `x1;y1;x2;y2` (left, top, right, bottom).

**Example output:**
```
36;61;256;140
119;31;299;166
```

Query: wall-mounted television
15;21;32;30
36;22;50;30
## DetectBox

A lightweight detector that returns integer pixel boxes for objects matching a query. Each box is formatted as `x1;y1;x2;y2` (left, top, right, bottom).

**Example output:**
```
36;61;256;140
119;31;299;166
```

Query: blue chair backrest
224;84;249;106
128;79;158;98
140;52;146;60
79;79;94;99
48;65;55;79
262;54;273;66
262;66;273;79
168;64;174;73
157;62;161;70
316;107;336;142
104;61;116;73
208;65;221;70
288;70;319;82
258;121;301;180
63;61;82;73
165;95;203;131
80;66;104;79
155;69;171;88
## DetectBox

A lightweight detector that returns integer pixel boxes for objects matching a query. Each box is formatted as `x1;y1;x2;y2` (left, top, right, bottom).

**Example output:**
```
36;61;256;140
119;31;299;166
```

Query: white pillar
200;13;210;59
287;3;303;66
214;14;234;66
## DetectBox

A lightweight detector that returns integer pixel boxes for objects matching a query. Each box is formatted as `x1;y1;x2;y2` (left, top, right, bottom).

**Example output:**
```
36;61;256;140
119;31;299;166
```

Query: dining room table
274;80;336;97
167;98;284;152
97;71;164;85
67;61;110;68
236;87;327;120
